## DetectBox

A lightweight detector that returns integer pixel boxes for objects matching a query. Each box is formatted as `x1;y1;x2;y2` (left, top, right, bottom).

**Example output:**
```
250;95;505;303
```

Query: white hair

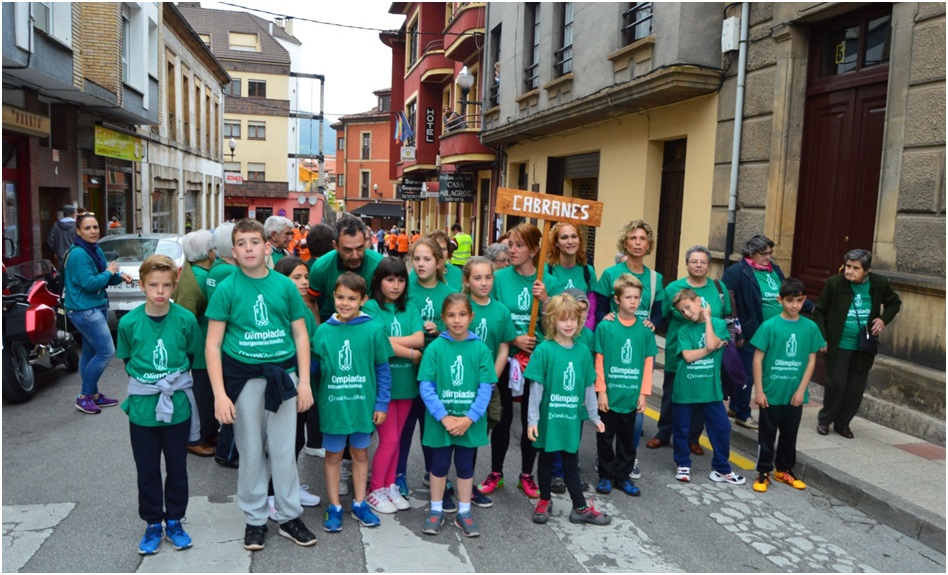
182;230;214;262
213;222;236;255
264;216;294;239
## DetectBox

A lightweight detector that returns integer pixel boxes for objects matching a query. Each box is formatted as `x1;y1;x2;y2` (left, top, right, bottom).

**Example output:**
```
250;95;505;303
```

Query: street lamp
373;183;380;203
226;138;237;161
456;66;476;119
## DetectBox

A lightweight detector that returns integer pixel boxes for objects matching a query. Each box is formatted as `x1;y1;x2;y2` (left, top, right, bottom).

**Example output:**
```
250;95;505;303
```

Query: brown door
655;139;686;286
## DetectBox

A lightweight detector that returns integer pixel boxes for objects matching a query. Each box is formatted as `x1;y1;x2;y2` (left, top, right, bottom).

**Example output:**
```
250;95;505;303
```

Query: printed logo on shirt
338;340;353;371
421;297;435;323
854;294;863;307
621;338;633;365
786;333;798;358
475;318;488;341
766;274;779;291
153;339;168;371
253;294;270;327
517;287;531;311
564;279;575;289
562;361;576;391
390;317;402;337
451;355;464;386
698;333;706;349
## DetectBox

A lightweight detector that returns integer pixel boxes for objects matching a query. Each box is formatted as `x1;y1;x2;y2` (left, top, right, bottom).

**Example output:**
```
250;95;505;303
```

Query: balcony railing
554;44;573;76
622;3;653;45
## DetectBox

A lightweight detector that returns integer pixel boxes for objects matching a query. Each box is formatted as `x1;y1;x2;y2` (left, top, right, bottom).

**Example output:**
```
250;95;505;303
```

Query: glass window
248;80;266;98
337;174;344;188
224;121;240;139
555;3;574;76
229;32;259;52
823;25;860;76
623;3;653;45
151;189;174;233
360;171;371;198
248;121;266;140
4;180;19;258
337;137;345;151
864;14;892;67
524;4;540;91
254;207;272;224
247;163;266;181
408;21;418;67
223;162;240;173
121;5;130;83
361;133;371;160
224;79;241;97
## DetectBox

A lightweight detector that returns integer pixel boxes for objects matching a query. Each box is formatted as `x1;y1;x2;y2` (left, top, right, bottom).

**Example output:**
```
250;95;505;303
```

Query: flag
399;111;414;143
394;113;403;142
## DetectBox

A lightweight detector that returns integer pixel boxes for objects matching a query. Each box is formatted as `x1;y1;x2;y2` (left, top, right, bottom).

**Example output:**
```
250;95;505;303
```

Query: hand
819;346;828;353
636;395;647;413
122;273;133;284
107;260;121;274
532;280;548;303
423;321;439;335
603;312;615;322
790;389;805;407
215;396;236;425
527;425;539;442
297;385;314;413
755;391;769;409
594;421;606;433
735;338;745;348
373;411;387;425
597;393;609;413
513;334;536;353
643;319;655;332
870;317;886;337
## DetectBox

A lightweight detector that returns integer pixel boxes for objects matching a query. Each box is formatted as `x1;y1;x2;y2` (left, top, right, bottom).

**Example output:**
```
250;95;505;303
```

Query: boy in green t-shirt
671;288;745;486
117;255;200;555
205;219;316;551
750;278;825;493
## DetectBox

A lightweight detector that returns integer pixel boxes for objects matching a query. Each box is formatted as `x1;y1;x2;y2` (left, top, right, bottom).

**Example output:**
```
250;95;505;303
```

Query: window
407;20;418;68
293;208;310;226
248;121;266;140
622;3;653;45
406;101;417;146
379;94;391;112
33;1;72;46
121;5;130;83
820;13;892;77
361;133;371;160
360;171;371;198
224;78;241;97
524;4;540;91
248;80;266;98
224;162;241;174
337;137;345;150
229;32;259;52
199;34;211;48
247;163;266;181
489;24;502;107
167;60;176;140
555;3;574;76
224;121;241;139
182;73;190;144
254;207;272;224
152;188;174;233
337;173;345;188
195;84;202;146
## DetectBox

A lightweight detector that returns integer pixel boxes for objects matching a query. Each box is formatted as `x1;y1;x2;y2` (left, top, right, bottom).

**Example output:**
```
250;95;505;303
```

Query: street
3;359;945;573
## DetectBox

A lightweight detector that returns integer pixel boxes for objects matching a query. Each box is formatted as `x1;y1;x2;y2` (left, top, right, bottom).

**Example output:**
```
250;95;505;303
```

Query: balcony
443;3;486;63
439;115;494;165
410;39;454;84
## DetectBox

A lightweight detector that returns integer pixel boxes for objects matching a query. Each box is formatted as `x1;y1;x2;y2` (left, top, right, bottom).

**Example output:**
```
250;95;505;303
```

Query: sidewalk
648;367;947;554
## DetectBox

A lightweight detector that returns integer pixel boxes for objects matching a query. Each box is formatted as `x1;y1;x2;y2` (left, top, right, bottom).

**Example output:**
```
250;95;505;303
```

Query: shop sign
425;107;435;143
94;126;146;162
398;176;425;200
224;172;243;185
438;172;475;203
400;146;416;161
2;105;50;137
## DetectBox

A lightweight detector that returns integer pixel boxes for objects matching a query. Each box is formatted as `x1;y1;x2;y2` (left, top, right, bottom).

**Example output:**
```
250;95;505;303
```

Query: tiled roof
177;4;291;65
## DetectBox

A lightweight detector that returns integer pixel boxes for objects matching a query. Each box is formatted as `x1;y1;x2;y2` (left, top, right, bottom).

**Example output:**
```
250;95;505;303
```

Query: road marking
670;483;876;572
642;406;756;470
2;502;75;573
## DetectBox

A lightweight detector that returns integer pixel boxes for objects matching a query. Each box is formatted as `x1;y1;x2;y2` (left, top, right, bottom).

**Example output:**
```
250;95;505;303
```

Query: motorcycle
2;260;79;403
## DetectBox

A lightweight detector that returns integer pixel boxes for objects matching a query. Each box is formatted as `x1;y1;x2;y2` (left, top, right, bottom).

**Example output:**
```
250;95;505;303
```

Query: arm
753;348;767;408
594;353;606;393
419;380;448;421
640;356;654;396
205;320;234;424
374;362;392;416
390;331;425;351
792;352;817;407
495;342;510;379
465;382;494;423
585;385;605;430
872;277;902;335
291;318;313;412
526;380;544;440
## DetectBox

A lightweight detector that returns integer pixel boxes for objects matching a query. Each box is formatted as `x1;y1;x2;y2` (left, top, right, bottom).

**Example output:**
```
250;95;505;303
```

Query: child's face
465;263;493;299
380;275;406;303
554;313;579;340
140;270;176;307
778;294;807;317
412;244;438;281
333;285;367;321
443;302;473;339
233;231;269;270
675;297;705;323
287;264;309;298
615;287;642;316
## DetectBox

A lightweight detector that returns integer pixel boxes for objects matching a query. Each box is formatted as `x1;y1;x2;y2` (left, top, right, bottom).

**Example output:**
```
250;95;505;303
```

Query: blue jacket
721;259;813;343
63;245;123;311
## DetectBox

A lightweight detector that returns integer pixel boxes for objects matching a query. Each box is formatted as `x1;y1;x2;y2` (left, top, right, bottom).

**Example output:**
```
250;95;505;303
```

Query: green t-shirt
444;264;463;291
205;270;307;365
308;249;383;321
363;299;424;400
417;335;496;449
190;264;211;370
754;269;783;321
491;266;562;351
593;318;658;413
205;258;238;303
576;326;595;354
523;340;596;453
313;316;394;435
750;315;825;405
672;318;730;404
840;280;871;351
117;304;200;426
548;263;597;294
662;278;730;373
470;297;518;360
594;263;664;324
407;276;457;344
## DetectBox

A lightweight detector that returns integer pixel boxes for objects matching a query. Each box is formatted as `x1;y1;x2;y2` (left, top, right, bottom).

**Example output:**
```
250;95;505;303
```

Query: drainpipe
724;2;749;268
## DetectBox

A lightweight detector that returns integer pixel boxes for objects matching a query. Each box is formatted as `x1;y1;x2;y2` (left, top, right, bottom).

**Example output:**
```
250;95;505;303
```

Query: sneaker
532;499;552;524
709;470;746;485
395;473;410;498
351;502;381;527
75;395;101;414
243;524;267;551
299;484;321;507
630;459;642;480
138;523;163;555
323;506;343;533
164;519;192;550
93;393;119;408
550;476;567;494
518;473;540;498
774;470;807;490
675;466;691;482
303;446;326;458
339;460;352;496
366;488;398;514
421;510;444;535
279;518;317;547
478;472;504;495
753;472;771;493
595;478;613;494
387;484;411;510
471;486;493;508
267;496;278;522
442;491;457;514
735;417;759;430
454;511;480;538
616;479;641;497
569;501;612;525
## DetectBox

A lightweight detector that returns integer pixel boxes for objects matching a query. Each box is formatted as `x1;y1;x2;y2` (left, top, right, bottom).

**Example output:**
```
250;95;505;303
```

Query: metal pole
317;76;326;221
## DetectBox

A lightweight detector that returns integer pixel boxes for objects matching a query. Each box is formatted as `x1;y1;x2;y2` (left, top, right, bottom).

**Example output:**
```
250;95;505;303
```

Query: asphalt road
3;358;945;573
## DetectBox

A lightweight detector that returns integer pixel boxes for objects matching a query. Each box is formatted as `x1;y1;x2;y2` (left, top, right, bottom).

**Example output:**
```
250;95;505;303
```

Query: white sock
430;500;443;513
458;501;471;514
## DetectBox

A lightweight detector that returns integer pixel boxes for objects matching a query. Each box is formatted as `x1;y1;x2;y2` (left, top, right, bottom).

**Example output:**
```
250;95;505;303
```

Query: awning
349;203;404;218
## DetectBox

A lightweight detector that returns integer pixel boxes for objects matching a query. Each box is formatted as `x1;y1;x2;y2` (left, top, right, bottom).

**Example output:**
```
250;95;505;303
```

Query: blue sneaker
595;478;613;494
454;511;480;537
421;510;444;535
471;487;493;508
164;519;192;550
351;502;381;527
441;491;457;514
616;479;641;497
138;523;163;555
324;505;343;533
395;473;410;498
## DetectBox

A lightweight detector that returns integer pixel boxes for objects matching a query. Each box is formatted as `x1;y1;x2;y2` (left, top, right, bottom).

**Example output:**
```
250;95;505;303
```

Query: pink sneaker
518;473;540;498
477;472;504;495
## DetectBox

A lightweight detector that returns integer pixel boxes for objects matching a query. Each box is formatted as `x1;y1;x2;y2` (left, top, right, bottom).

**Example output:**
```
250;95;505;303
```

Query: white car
98;233;185;328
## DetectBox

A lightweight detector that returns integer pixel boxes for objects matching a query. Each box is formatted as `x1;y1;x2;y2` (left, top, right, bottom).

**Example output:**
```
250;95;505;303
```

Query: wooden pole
527;219;553;338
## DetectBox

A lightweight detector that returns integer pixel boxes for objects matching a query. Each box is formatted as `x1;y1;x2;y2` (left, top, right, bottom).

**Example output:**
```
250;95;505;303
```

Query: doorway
655;139;686;285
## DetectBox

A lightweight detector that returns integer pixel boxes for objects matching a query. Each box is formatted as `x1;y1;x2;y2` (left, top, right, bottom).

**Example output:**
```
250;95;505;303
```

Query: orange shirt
388;234;398;250
397;233;409;252
411;233;421;244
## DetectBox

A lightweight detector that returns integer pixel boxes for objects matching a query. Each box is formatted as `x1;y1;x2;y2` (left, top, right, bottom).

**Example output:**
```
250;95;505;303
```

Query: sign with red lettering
224;172;243;185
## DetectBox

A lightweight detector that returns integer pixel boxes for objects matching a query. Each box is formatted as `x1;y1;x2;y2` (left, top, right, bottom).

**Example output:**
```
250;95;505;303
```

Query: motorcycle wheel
2;342;36;403
65;346;79;372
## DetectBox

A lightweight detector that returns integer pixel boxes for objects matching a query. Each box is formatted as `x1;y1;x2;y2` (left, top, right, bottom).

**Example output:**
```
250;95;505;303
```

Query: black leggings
538;450;585;509
489;366;537;476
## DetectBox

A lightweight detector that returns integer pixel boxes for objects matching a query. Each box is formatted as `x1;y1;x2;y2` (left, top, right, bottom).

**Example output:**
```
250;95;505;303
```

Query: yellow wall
226;71;290;182
229;71;290;100
504;93;718;276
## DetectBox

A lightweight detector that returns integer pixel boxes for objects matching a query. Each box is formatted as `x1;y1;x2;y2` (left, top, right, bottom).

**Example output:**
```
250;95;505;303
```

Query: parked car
97;233;185;328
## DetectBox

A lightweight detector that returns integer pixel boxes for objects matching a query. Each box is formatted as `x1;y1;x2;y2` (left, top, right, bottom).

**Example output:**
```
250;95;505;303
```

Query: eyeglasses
686;260;709;266
758;250;774;257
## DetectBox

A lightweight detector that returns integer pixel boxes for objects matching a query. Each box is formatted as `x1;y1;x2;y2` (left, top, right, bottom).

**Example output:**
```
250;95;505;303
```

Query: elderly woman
721;234;812;430
484;242;511;268
646;246;731;456
814;249;900;438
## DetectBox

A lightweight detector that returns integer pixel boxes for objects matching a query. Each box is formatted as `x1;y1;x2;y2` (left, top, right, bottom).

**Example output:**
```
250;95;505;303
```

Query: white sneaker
303;446;326;458
386;483;411;510
339;460;352;497
267;495;279;522
299;484;321;507
709;470;746;485
675;466;691;483
630;458;642;480
366;488;397;514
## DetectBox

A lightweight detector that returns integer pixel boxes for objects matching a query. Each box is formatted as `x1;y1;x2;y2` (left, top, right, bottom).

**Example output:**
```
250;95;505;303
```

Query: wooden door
656;139;686;286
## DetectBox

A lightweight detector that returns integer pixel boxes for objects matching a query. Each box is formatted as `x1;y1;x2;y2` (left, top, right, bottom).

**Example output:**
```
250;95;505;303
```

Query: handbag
858;324;879;355
713;280;747;397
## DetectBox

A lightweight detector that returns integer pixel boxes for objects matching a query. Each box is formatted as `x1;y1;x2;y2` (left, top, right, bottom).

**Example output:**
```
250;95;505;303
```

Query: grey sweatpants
233;377;302;525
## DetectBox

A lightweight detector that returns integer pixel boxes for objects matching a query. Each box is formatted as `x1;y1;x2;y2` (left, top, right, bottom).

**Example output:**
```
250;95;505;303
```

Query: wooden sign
495;187;605;338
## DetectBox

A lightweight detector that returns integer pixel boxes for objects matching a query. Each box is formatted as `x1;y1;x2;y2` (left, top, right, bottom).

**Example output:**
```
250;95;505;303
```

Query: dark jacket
722;259;813;342
46;219;76;266
814;271;901;374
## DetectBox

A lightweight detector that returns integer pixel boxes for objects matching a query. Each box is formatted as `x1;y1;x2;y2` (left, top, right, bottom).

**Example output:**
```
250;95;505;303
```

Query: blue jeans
67;306;114;397
673;401;732;474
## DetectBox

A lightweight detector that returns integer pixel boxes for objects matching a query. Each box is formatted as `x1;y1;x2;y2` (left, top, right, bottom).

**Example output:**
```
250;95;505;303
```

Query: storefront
83;126;144;236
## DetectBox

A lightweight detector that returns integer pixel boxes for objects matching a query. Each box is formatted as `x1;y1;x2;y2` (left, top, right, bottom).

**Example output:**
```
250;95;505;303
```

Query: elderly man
307;216;383;322
264;215;296;266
